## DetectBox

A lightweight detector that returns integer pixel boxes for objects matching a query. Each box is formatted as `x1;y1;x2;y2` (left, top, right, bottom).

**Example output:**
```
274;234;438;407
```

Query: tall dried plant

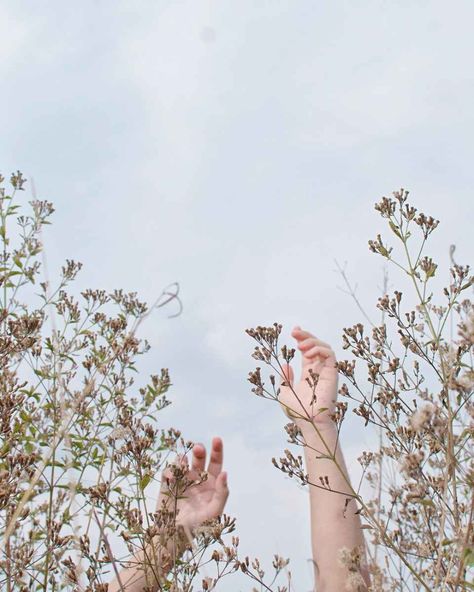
0;172;290;592
247;189;473;591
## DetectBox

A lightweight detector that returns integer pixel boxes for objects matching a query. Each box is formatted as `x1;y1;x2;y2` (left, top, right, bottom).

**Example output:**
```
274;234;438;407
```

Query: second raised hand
157;437;229;533
278;326;339;425
109;439;229;592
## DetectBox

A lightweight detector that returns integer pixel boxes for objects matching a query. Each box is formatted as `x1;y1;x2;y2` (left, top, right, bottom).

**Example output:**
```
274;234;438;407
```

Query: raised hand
157;437;229;533
278;326;338;425
277;328;369;590
109;439;229;592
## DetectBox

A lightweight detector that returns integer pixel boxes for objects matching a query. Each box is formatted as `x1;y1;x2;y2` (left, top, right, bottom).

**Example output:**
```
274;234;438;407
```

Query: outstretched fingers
291;326;320;342
191;443;207;473
207;437;224;478
304;344;335;362
206;441;229;517
209;471;229;516
294;334;331;352
292;327;337;380
291;328;333;360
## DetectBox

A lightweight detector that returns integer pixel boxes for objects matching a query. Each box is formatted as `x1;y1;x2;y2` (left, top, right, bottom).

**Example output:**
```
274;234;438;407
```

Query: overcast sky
1;1;474;590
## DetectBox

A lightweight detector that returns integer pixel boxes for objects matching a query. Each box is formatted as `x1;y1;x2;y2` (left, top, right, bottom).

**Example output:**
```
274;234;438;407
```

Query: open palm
157;437;229;532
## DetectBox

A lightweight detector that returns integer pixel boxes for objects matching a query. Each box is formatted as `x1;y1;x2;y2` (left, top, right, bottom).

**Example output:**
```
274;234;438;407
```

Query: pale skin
108;437;229;592
279;326;369;591
110;325;369;591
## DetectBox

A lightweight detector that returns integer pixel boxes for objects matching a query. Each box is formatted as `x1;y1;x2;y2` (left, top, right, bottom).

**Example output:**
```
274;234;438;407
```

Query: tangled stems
248;189;473;591
0;172;295;592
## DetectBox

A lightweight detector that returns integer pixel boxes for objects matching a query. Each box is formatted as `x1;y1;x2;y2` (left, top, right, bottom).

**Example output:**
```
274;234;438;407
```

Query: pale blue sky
1;1;474;590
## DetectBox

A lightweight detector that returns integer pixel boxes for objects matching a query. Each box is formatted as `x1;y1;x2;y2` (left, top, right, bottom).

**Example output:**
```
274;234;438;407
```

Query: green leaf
46;460;65;469
34;369;50;379
140;473;152;491
13;255;23;269
24;441;35;454
463;547;474;567
416;498;435;507
388;220;402;239
19;410;30;422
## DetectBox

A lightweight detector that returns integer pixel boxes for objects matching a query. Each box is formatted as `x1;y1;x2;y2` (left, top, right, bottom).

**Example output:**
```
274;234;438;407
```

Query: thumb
279;363;299;420
280;363;294;388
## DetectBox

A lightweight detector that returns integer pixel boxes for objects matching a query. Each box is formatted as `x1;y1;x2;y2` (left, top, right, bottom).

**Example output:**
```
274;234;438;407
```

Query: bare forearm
109;548;167;592
301;422;368;591
108;548;151;592
109;532;188;592
109;438;228;591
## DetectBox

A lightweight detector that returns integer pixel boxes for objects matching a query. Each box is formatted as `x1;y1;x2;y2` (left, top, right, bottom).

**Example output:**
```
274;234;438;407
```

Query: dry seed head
458;307;474;346
272;555;289;570
409;403;435;432
457;370;474;391
374;196;397;218
399;450;425;478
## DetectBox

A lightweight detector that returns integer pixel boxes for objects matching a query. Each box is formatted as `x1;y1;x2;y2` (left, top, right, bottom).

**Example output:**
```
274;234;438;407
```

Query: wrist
174;520;195;543
296;419;337;442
